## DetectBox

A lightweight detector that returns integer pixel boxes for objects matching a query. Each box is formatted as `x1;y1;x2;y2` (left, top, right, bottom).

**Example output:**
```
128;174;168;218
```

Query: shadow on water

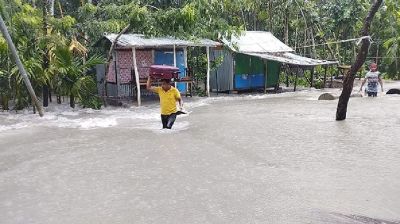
330;212;400;224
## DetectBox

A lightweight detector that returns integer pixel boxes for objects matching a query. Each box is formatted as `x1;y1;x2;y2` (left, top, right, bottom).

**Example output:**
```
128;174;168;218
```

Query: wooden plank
132;47;141;106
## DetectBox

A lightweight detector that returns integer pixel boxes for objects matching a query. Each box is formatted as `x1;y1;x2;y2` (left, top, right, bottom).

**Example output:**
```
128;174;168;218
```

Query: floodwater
1;83;400;224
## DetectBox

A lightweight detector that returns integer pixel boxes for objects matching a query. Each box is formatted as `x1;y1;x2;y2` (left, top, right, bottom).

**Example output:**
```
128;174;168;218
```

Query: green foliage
52;45;104;107
1;0;399;110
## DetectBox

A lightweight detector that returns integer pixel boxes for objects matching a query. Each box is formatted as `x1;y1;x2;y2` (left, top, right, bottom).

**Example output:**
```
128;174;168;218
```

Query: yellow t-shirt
154;87;181;115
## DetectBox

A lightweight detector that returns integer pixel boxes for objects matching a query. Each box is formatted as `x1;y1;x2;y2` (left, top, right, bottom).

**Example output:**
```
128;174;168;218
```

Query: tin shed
212;31;338;92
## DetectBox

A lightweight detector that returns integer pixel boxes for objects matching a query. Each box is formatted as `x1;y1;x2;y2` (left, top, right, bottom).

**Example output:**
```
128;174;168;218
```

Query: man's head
161;79;172;91
370;63;378;72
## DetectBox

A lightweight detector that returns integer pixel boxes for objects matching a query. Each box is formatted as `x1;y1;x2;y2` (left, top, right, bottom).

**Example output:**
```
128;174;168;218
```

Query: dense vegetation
0;0;399;110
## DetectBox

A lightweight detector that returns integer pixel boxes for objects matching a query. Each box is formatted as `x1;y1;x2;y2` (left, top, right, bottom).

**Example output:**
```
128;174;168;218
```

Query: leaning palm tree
0;36;10;110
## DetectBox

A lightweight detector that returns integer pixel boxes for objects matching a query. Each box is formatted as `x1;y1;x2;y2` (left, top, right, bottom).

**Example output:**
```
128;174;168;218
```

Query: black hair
161;79;171;84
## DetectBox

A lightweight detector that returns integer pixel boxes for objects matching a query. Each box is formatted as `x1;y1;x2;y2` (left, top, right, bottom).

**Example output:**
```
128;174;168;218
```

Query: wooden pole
173;45;177;67
0;15;44;116
132;47;141;106
183;47;188;95
264;60;268;93
286;67;289;88
310;67;314;88
294;67;298;92
323;66;327;88
206;46;211;97
173;45;177;89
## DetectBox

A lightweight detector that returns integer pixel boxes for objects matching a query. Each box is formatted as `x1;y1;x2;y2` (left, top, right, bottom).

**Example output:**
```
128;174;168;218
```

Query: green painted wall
234;53;281;88
266;61;280;87
235;54;264;75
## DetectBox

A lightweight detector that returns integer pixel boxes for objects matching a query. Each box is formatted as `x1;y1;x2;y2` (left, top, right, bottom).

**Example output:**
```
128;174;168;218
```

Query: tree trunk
49;0;55;16
336;0;383;121
0;15;44;116
42;85;49;107
284;6;289;45
42;0;50;107
58;0;64;18
48;89;52;103
268;0;273;32
70;95;75;108
310;27;317;58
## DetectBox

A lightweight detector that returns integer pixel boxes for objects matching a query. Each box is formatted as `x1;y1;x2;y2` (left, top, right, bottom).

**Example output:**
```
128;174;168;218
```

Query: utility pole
0;15;44;116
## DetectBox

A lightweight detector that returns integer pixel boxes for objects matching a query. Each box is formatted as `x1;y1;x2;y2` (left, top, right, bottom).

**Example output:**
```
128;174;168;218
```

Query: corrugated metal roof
222;31;294;53
104;34;222;48
249;52;338;66
222;31;337;66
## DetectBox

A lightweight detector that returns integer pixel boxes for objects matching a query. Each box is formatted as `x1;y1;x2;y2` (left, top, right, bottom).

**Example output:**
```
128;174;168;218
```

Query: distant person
359;63;384;97
147;77;183;129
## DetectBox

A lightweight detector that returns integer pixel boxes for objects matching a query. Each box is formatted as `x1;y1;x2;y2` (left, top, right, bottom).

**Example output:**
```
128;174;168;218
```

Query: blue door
154;50;186;92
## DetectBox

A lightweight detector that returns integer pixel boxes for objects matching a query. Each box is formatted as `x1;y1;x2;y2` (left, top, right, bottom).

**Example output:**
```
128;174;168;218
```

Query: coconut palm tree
51;43;103;108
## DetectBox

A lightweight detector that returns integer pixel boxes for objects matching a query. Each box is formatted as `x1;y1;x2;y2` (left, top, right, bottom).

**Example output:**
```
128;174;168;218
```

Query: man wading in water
147;77;183;129
359;63;384;97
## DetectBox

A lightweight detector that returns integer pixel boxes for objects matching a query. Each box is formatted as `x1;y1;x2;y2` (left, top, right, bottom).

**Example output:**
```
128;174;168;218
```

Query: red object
149;65;180;79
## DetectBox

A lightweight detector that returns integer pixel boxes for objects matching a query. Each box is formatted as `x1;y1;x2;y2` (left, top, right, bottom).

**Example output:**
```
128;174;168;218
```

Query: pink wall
106;49;153;83
136;50;153;79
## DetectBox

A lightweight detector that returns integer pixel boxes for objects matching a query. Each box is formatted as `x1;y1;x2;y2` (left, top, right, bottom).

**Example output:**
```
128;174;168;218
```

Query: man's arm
378;75;384;92
146;76;157;93
177;97;183;110
175;90;183;110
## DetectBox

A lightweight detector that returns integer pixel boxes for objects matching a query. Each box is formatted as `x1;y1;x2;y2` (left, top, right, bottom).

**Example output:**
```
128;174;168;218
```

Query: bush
80;95;103;110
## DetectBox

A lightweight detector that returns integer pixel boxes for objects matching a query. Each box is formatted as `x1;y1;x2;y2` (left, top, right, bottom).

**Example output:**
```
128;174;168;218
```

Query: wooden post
132;47;141;106
183;47;188;95
276;65;281;92
323;66;327;88
113;51;119;97
286;71;289;88
310;68;315;88
294;67;298;92
206;46;211;97
264;60;268;93
0;15;44;116
173;45;177;88
173;45;177;67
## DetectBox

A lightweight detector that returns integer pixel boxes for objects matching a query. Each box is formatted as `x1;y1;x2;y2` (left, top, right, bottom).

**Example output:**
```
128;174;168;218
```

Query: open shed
211;31;338;92
96;34;221;106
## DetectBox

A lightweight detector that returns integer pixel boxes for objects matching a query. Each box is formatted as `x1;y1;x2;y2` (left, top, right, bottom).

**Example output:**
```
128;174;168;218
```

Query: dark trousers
161;113;177;129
